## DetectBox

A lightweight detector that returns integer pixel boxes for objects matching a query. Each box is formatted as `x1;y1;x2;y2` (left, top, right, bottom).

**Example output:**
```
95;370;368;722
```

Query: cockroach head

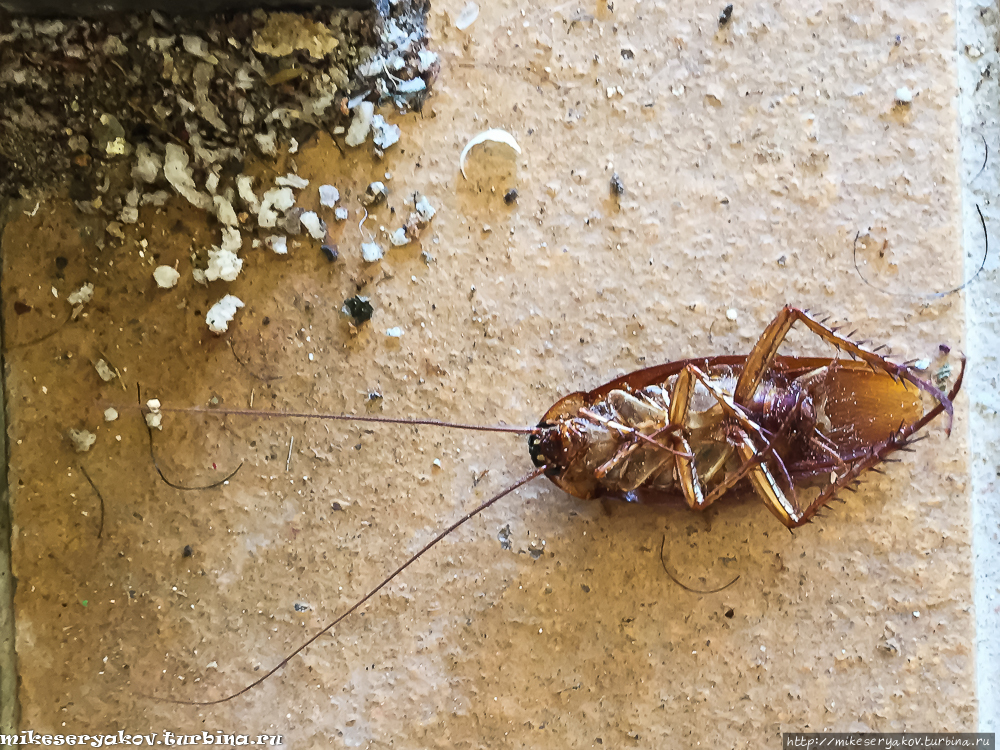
528;421;583;476
528;425;552;470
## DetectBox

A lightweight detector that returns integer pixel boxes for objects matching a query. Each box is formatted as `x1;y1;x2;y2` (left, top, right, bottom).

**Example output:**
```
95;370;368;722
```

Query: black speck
321;244;339;262
504;188;519;205
13;301;31;315
777;255;786;266
294;602;309;612
55;256;69;271
718;4;733;26
182;545;193;557
581;584;590;593
332;502;344;511
262;317;270;325
725;607;735;618
620;48;634;60
939;343;951;355
129;590;136;598
610;172;625;197
345;295;374;325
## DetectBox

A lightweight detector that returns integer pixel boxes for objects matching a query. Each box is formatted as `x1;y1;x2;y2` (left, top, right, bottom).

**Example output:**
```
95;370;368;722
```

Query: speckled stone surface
3;0;972;746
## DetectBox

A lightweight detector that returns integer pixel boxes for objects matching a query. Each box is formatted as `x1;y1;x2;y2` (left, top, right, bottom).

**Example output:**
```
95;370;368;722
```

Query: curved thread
853;204;988;299
78;465;105;540
146;423;245;490
973;134;988;182
658;535;740;594
137;385;244;491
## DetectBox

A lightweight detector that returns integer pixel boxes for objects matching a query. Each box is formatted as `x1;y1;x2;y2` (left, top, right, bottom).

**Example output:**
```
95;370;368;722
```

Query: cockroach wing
807;362;924;457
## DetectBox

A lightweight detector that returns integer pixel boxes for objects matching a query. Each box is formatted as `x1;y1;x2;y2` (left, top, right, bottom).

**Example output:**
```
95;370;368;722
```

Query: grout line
956;0;1000;733
0;200;21;734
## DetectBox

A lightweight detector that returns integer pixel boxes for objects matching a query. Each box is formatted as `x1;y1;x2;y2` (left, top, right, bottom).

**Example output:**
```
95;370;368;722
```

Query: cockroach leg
809;431;848;470
780;354;961;529
577;407;692;460
734;306;955;434
667;367;708;510
683;365;803;522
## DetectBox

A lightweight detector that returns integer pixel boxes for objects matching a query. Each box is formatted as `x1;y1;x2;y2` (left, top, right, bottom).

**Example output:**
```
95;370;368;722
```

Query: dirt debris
0;4;437;204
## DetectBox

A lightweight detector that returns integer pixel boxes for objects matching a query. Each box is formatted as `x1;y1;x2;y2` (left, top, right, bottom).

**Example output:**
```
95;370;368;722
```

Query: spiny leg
783;370;961;528
685;366;802;524
733;306;953;433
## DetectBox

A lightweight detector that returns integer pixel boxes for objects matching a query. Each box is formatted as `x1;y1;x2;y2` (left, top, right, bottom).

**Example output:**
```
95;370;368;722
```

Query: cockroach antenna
147;403;537;435
144;465;547;706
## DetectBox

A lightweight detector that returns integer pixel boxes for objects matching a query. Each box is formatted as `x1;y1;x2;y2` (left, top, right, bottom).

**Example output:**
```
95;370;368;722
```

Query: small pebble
321;245;338;262
319;185;340;207
362;181;387;206
153;265;180;289
344;296;374;324
610;173;625;196
68;428;96;453
504;188;519;205
361;242;384;263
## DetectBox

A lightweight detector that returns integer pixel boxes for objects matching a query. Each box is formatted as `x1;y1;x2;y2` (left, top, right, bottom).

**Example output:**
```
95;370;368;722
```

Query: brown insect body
529;307;962;528
530;357;915;497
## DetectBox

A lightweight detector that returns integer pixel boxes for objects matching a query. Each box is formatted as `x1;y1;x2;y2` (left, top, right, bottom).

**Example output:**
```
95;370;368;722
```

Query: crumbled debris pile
0;4;437;201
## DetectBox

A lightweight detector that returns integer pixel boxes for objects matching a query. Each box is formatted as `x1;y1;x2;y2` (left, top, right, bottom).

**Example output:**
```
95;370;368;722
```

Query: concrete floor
2;0;994;745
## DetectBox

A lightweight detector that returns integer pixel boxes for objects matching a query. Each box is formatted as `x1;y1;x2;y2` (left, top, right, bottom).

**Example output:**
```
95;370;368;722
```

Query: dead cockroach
152;305;963;705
